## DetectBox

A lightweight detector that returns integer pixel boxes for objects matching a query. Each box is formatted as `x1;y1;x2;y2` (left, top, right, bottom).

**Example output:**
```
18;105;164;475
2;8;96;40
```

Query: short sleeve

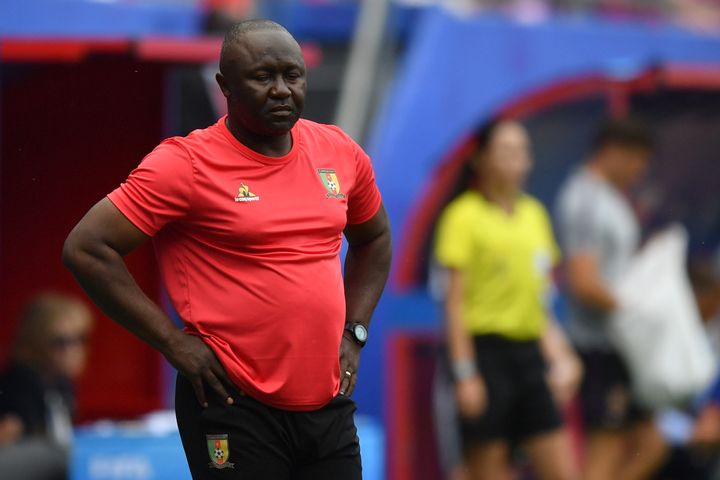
537;202;562;266
346;141;382;225
107;139;193;236
556;192;604;257
434;201;474;270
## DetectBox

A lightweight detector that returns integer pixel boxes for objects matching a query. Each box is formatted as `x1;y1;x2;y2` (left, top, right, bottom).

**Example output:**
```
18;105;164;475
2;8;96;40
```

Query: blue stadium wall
360;7;720;424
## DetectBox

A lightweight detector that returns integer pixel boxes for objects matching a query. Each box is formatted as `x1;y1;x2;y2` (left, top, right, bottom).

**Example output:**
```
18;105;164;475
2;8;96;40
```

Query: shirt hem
233;377;339;412
346;194;382;225
106;193;156;237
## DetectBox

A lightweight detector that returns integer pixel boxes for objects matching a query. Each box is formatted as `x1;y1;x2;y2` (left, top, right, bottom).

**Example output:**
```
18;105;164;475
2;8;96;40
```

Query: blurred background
1;0;720;479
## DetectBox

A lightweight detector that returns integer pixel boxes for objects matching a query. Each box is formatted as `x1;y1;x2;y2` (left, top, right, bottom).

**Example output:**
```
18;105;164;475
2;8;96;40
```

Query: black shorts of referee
175;374;362;479
459;335;562;450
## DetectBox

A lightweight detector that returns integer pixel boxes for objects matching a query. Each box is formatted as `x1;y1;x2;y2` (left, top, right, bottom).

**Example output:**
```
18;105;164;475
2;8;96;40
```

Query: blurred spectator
401;0;720;32
399;0;553;20
554;0;668;18
692;259;720;349
434;120;581;480
204;0;254;20
669;0;720;33
686;259;720;452
555;117;667;480
655;258;720;478
0;293;93;480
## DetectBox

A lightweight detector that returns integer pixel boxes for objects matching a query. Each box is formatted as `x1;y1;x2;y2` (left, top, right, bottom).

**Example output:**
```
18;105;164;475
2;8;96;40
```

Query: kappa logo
206;434;235;470
317;168;346;199
234;183;260;203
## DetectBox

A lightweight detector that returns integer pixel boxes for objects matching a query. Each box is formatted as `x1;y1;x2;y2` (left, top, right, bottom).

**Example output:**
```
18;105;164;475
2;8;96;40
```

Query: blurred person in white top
556;117;667;480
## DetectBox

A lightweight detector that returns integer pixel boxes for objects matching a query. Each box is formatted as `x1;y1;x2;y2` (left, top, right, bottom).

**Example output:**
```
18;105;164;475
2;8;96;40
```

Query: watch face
353;324;368;342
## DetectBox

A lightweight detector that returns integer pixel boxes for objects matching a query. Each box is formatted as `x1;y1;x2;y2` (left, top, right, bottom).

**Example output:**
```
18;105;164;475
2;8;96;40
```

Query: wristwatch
344;323;368;347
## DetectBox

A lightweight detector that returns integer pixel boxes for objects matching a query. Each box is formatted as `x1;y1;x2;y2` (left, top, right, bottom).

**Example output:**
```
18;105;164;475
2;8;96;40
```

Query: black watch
344;323;368;347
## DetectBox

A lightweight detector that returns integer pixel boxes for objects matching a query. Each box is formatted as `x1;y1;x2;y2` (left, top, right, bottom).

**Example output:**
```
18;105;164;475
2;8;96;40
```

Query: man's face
44;312;91;380
218;30;306;136
602;144;651;190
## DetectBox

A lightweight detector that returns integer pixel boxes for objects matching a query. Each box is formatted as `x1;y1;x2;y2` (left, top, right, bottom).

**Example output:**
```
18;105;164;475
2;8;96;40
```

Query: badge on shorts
206;434;235;469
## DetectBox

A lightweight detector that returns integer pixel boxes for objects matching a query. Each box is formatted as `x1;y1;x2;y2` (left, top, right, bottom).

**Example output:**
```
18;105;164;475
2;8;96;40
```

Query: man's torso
556;167;640;350
109;118;381;410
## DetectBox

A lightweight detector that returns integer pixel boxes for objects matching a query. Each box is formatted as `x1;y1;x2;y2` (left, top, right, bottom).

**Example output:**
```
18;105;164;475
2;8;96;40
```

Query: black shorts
459;335;562;449
174;374;362;479
578;349;650;431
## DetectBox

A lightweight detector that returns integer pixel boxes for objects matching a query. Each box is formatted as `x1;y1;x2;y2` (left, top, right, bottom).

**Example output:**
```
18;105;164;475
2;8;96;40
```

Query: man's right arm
558;193;618;313
565;252;617;312
62;198;233;407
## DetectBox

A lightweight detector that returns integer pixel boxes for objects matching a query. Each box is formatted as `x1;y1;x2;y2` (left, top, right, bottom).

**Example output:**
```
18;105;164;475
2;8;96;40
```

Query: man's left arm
340;204;392;396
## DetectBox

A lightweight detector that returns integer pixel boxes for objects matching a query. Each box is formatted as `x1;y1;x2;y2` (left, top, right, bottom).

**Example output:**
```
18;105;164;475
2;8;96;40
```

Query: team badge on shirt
234;183;260;202
206;434;235;469
317;169;346;199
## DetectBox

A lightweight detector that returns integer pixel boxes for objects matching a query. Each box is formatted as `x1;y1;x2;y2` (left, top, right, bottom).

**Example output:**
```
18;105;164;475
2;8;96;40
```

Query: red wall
1;58;167;420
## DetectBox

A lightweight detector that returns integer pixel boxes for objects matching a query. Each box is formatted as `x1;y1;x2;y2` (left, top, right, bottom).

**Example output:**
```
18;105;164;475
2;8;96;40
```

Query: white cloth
610;225;716;410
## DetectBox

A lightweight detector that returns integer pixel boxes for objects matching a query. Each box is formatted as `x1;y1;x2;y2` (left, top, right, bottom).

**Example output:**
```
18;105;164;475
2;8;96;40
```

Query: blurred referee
63;19;391;479
434;121;580;480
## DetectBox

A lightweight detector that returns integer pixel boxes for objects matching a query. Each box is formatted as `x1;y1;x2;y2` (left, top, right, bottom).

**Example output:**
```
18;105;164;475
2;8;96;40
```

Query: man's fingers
339;376;349;396
191;377;208;408
338;340;360;396
339;366;353;395
209;362;234;404
212;362;232;384
200;342;234;404
345;372;358;397
204;370;234;405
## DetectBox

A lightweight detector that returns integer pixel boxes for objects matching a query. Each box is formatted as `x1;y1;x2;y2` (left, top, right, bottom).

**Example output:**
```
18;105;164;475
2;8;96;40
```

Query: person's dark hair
474;120;502;153
446;119;509;199
219;19;291;73
592;116;653;153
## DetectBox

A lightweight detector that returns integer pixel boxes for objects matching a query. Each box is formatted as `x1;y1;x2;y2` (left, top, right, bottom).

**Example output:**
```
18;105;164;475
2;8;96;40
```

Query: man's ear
216;72;231;98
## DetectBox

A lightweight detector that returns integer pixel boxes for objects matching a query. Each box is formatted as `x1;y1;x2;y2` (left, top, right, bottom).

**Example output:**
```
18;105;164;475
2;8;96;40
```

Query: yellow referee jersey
435;190;559;340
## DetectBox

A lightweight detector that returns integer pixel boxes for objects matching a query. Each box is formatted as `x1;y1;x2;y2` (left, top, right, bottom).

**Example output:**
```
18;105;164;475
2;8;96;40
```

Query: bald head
215;19;306;143
220;19;298;75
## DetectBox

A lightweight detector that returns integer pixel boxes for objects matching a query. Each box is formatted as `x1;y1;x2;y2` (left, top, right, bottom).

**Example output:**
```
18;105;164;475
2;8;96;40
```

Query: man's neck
586;161;624;192
226;117;293;157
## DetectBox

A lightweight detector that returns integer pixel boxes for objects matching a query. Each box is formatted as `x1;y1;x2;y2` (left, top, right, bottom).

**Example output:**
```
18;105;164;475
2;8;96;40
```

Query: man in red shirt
62;19;391;479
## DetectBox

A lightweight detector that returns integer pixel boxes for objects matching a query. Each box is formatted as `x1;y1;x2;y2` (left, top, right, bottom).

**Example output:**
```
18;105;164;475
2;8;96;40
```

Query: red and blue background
2;2;720;477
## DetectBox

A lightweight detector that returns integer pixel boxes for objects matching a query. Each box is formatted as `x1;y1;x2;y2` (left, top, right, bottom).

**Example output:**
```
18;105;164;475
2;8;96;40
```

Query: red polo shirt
107;117;382;410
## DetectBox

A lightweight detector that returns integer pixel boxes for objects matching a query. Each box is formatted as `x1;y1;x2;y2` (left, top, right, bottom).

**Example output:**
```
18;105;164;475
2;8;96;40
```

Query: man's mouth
269;105;293;113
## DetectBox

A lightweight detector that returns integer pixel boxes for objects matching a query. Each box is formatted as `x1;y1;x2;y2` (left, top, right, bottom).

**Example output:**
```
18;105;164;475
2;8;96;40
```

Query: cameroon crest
206;434;235;469
318;169;346;199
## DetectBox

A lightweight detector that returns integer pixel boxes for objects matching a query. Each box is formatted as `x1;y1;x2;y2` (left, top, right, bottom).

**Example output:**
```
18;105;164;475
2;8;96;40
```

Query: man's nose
270;76;291;98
